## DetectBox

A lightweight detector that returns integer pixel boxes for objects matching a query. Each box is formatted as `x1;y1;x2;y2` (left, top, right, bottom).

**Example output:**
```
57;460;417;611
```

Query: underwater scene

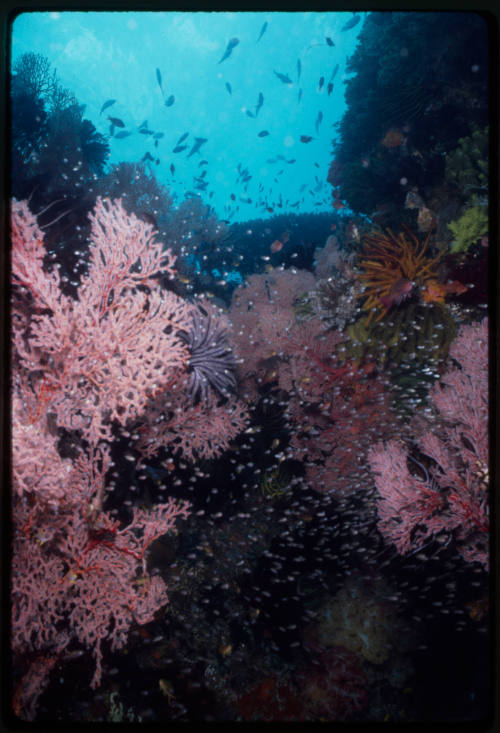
9;10;490;723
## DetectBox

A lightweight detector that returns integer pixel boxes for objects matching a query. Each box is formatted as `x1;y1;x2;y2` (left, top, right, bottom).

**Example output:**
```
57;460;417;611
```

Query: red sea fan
10;196;199;717
137;383;249;465
368;318;488;568
11;197;192;444
12;442;190;693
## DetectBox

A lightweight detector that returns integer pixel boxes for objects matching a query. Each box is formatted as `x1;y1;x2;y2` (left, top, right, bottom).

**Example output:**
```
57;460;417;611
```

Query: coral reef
445;127;488;198
447;205;488;254
10;197;249;717
346;301;458;410
369;319;488;568
329;13;488;217
294;274;362;333
315;579;411;665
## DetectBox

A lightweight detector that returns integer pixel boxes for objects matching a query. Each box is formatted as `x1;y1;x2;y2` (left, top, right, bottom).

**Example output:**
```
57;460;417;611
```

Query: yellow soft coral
358;227;442;323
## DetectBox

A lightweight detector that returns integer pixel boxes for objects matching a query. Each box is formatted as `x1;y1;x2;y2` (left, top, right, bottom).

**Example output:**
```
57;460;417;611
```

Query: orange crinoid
357;227;442;323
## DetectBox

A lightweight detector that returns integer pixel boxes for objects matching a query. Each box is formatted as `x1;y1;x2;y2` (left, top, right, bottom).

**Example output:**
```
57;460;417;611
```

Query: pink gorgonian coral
368;318;488;568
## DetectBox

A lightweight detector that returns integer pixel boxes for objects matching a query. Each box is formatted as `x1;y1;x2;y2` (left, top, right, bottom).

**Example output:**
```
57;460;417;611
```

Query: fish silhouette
218;37;239;64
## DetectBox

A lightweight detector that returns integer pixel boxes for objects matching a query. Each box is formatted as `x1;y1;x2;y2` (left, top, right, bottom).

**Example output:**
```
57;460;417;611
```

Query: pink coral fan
11;197;193;445
368;318;488;568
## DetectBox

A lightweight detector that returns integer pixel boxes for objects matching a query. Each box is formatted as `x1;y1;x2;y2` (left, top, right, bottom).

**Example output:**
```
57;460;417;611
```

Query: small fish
139;128;154;135
300;135;314;143
315;110;323;134
218;37;239;64
255;92;264;115
187;136;208;157
114;130;131;139
318;76;324;92
258;130;269;137
173;144;188;153
286;158;296;164
100;98;116;114
379;278;414;310
246;110;255;118
142;152;155;162
159;679;175;701
270;239;283;253
256;21;268;43
297;58;302;81
108;115;125;128
153;132;164;139
342;14;360;31
219;643;232;658
170;163;175;175
297;88;303;104
325;36;335;47
176;132;189;145
156;67;163;91
422;279;468;304
225;82;232;94
274;70;293;84
347;221;360;241
330;63;339;80
164;95;175;107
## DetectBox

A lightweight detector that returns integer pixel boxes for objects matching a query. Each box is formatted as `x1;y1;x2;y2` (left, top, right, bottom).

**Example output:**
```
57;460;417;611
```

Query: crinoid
180;302;237;404
358;227;442;323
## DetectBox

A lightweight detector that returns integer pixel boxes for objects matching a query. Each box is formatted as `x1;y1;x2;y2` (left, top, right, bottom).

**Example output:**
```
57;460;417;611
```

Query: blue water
11;10;364;222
